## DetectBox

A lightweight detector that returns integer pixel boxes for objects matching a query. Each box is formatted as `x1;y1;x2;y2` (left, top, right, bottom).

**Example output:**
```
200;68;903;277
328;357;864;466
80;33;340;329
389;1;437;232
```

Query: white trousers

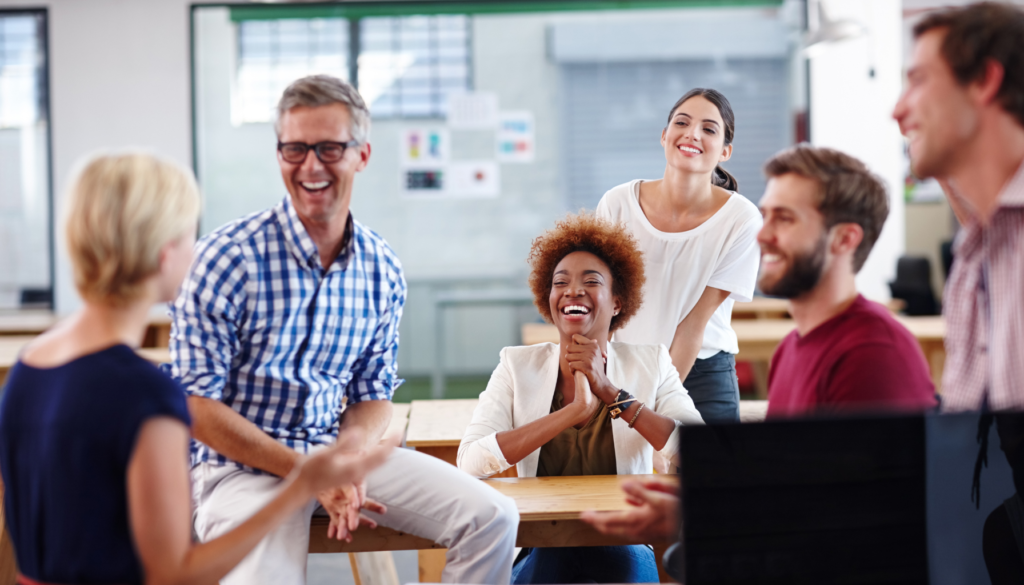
192;448;519;585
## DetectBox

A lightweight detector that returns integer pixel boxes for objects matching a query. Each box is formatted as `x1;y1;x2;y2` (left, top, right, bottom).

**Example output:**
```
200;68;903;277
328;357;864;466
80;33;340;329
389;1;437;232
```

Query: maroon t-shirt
766;295;938;419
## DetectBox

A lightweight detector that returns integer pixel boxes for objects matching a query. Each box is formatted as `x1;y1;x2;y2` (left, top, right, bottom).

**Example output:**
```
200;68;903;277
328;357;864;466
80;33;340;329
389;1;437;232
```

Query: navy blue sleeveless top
0;344;190;584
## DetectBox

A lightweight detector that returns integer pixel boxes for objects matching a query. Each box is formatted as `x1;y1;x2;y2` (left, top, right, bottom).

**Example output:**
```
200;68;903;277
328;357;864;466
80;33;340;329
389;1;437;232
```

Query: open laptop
677;413;1019;585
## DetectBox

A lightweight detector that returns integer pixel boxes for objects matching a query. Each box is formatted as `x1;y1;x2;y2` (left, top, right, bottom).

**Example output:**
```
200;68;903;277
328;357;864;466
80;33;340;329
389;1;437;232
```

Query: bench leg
349;551;400;585
418;549;446;583
0;526;14;585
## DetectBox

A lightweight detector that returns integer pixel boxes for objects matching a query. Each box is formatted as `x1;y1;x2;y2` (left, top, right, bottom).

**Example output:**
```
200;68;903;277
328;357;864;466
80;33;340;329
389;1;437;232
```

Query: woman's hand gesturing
566;334;616;403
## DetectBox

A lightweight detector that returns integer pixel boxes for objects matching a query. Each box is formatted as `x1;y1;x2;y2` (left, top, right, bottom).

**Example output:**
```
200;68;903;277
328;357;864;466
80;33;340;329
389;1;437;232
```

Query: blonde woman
0;153;391;585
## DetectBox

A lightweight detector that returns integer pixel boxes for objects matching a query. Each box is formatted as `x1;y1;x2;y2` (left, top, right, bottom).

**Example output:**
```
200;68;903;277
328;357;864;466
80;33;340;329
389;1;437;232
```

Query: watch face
611;407;623;418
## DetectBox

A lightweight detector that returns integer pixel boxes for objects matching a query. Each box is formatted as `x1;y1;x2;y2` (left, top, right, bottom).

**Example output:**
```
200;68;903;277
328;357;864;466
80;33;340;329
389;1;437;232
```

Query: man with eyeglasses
167;75;518;585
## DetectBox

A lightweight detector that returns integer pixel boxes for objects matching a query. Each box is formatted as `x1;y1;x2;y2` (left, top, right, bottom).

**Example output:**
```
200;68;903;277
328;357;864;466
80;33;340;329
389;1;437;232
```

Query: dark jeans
683;351;740;424
510;545;658;584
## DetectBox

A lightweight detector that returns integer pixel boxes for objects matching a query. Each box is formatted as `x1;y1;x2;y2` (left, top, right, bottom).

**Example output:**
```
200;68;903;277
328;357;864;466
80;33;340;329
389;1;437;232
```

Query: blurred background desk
0;336;172;388
522;314;946;399
0;311;172;348
432;288;534;398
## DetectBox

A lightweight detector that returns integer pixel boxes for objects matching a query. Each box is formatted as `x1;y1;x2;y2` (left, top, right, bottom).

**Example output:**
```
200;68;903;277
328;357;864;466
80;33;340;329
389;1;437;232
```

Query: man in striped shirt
169;75;518;584
893;4;1024;413
894;5;1024;581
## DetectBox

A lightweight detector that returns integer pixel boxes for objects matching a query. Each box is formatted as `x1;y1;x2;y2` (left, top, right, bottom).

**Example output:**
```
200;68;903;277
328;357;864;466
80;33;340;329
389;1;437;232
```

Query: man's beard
758;236;827;299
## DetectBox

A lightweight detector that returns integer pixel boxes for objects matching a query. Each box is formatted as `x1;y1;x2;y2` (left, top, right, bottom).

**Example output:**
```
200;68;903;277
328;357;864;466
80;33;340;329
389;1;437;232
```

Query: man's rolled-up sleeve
346;266;407;404
167;236;248;401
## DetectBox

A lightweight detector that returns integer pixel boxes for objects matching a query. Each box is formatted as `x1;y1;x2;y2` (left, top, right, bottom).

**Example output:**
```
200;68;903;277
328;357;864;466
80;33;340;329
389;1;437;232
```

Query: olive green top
536;388;618;477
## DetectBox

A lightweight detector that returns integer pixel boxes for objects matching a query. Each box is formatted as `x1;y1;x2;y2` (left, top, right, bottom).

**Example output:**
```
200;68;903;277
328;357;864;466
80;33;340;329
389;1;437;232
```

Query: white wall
0;0;194;313
809;0;904;301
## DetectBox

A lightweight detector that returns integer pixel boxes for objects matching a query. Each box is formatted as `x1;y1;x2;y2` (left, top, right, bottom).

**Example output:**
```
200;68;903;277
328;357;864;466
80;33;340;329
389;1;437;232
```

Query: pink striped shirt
942;160;1024;412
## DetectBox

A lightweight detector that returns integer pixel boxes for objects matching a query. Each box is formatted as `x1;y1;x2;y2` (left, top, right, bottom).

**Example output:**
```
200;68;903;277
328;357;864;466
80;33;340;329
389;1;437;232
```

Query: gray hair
274;74;371;144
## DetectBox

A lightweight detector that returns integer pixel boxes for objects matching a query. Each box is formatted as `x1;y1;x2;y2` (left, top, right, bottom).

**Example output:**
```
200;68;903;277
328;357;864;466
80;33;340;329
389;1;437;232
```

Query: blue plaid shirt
168;197;406;471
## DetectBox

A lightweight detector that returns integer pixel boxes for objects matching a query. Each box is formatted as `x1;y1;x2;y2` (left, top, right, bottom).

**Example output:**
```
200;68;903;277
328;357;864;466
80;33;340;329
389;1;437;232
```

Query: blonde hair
64;152;201;305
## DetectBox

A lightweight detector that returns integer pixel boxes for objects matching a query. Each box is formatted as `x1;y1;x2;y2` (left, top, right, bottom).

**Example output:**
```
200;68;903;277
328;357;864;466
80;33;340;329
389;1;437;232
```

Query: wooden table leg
652;543;673;583
919;340;945;394
751;361;770;399
418;549;447;583
0;479;17;585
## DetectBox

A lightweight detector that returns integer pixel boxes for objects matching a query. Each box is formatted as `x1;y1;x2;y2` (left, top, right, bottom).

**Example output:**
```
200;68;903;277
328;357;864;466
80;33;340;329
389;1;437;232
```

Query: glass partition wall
191;1;804;396
0;9;52;310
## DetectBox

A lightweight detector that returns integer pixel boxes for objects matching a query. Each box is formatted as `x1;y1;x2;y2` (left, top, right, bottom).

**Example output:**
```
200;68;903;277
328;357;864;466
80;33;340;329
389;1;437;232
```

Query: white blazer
457;341;704;478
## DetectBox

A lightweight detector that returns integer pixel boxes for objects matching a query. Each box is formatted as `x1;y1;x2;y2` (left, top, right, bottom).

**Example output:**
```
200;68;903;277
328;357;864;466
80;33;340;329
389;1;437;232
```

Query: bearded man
756;145;938;418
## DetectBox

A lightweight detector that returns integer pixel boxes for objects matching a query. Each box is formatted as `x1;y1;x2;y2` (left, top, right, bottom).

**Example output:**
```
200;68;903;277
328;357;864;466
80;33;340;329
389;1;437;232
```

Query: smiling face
661;95;733;175
548;251;621;340
892;28;978;179
277;103;370;229
757;173;831;299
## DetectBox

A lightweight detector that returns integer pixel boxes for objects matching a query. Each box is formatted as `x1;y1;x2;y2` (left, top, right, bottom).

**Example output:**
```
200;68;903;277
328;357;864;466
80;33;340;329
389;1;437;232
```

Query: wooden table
406;399;490;468
731;297;905;320
733;316;946;397
0;337;173;387
0;312;173;348
312;474;669;552
0;311;59;335
732;297;791;320
405;399;687;582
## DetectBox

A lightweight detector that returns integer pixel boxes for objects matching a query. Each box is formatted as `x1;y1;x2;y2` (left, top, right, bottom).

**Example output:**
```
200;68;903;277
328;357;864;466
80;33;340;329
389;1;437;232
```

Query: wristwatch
609;389;637;419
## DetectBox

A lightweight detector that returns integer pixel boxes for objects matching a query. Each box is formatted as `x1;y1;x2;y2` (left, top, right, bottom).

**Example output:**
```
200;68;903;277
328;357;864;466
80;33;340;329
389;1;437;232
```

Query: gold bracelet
628;402;645;428
609;399;636;419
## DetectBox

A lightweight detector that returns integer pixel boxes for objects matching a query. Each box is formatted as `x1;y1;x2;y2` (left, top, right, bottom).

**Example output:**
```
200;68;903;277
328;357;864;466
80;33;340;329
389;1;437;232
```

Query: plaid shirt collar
275;196;355;272
998;159;1024;208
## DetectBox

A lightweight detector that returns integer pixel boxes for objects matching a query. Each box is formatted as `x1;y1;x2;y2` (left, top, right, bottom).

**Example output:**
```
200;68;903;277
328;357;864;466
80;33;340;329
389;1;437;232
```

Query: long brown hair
666;88;738;191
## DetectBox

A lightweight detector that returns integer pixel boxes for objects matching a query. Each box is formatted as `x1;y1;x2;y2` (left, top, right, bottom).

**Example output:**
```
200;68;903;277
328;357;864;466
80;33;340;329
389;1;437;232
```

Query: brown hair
527;213;645;332
764;145;888;272
913;2;1024;128
666;88;739;191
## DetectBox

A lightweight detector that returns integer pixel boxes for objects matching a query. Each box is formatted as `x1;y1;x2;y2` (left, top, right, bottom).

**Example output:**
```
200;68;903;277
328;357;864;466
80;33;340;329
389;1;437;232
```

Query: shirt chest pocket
314;315;375;376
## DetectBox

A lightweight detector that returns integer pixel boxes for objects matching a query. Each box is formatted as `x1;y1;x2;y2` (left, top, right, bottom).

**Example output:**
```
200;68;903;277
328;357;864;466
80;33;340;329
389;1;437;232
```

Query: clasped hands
565;334;617;425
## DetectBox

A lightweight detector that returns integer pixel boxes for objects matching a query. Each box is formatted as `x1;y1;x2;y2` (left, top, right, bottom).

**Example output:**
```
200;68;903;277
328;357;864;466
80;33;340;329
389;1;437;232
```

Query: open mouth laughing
300;181;331;193
561;304;591;317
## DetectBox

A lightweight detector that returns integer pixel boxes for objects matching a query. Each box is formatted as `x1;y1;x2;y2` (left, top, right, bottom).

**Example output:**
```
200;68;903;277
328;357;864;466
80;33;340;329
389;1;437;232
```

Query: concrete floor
307;550;419;585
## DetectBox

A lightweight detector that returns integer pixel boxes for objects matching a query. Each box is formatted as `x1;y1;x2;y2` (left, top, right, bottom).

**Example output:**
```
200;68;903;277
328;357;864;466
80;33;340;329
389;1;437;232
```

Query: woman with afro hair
458;212;703;584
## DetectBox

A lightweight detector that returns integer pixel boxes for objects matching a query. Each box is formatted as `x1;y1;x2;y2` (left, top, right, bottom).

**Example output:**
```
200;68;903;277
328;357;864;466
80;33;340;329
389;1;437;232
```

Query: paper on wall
447;160;500;198
496;110;535;163
400;127;449;167
447;91;499;129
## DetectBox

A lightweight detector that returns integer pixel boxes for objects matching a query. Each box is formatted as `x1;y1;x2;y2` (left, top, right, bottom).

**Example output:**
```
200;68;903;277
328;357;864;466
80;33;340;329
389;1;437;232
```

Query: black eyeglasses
277;140;359;164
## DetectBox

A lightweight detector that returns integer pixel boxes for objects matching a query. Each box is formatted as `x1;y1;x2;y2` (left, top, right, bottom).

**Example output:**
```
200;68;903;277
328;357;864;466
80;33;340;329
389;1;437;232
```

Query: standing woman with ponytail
596;88;762;424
